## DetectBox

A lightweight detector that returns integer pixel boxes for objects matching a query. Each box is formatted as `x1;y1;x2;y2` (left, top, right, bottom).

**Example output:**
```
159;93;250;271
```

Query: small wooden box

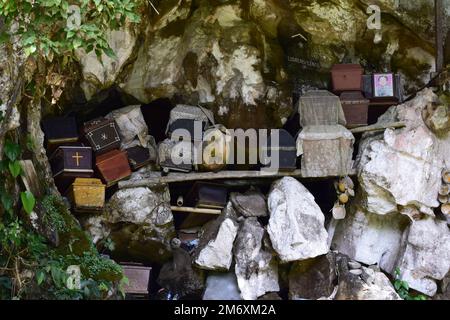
121;264;151;297
49;146;94;193
185;182;228;209
340;91;370;127
363;74;403;102
42;117;78;152
67;178;105;213
331;64;364;92
83;118;121;155
261;129;297;171
95;149;131;187
126;145;156;171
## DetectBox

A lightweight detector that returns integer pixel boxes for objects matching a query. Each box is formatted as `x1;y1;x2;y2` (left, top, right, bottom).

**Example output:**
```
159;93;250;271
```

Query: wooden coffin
42;117;78;152
331;64;364;92
261;129;297;171
67;178;105;213
168;118;205;142
363;73;403;102
126;145;156;171
185;182;228;209
121;264;151;297
297;125;354;178
158;139;193;173
83;118;121;155
49;146;94;193
340;91;370;127
95;149;131;187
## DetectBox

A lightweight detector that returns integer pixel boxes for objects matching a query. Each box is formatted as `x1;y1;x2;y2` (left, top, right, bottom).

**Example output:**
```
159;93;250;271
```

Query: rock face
289;252;337;300
203;272;242;301
395;218;450;297
230;189;268;217
194;203;239;271
76;1;441;128
335;255;401;300
234;218;279;300
332;208;409;274
267;177;329;263
84;184;176;263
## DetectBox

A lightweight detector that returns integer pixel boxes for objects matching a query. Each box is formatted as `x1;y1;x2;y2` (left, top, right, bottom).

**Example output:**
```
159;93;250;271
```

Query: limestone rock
158;246;204;299
203;272;241;300
230;189;268;217
234;217;279;300
289;252;337;300
267;177;329;263
194;203;239;271
335;255;401;300
332;208;409;274
395;218;450;297
88;184;176;263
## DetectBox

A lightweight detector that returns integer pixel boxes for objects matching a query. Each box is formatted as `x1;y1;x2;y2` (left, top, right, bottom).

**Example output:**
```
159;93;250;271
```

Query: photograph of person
373;73;394;97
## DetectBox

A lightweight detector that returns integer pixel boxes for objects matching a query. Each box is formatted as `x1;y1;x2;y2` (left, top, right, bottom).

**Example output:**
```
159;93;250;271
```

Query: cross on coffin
72;152;84;167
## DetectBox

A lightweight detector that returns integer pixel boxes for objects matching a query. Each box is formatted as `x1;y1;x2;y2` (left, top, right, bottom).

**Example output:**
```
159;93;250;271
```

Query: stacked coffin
296;90;354;178
42;105;158;213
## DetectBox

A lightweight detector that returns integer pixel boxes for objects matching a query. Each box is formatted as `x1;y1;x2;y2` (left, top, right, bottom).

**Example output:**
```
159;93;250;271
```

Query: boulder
84;183;176;264
335;255;401;300
158;243;204;299
394;218;450;297
230;188;268;217
233;217;279;300
193;202;239;271
332;208;409;274
289;252;337;300
203;272;241;300
267;177;329;263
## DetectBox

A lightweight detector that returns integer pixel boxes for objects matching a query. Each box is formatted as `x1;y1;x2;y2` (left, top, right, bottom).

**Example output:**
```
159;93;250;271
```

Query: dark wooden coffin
126;145;156;171
185;182;228;209
363;73;403;102
42;117;78;152
83;118;121;155
95;149;131;187
121;264;151;297
49;146;94;193
158;139;193;173
331;64;364;92
168;118;205;142
67;178;105;213
262;129;297;171
340;91;370;127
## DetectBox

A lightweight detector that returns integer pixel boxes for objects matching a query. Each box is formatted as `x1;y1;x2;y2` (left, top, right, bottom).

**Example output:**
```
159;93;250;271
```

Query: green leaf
394;281;401;291
20;191;36;215
8;160;21;178
103;47;116;59
36;270;46;285
4;140;21;161
0;193;13;213
401;281;409;291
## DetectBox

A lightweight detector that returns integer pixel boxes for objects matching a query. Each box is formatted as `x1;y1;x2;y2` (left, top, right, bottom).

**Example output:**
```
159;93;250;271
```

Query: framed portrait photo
373;73;395;98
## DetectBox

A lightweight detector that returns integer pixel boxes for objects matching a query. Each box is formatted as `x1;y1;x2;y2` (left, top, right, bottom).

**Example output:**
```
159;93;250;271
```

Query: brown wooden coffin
95;149;131;187
261;129;297;171
67;178;105;213
340;91;370;127
185;182;228;209
126;145;156;171
83;118;121;155
49;146;94;193
121;264;151;296
331;64;364;92
42;117;79;152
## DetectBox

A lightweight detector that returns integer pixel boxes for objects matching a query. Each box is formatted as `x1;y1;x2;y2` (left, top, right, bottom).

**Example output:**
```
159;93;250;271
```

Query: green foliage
20;191;36;215
41;194;67;232
394;268;428;301
0;0;142;61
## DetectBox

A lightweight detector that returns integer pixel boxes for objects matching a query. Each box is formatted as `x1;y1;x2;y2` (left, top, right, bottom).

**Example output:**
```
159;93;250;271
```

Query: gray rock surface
267;177;329;263
230;189;268;217
234;218;279;300
203;272;241;300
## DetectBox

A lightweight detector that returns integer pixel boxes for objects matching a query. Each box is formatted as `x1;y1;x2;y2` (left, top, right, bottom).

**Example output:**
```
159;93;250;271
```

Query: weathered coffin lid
298;125;355;141
298;90;347;126
105;105;149;147
340;91;369;103
95;149;126;164
166;105;214;134
73;178;104;186
331;64;363;71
